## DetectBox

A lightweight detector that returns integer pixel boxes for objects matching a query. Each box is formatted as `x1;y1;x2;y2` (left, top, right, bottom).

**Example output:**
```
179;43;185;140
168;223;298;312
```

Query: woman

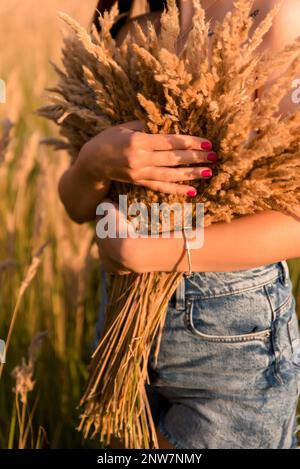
59;0;300;449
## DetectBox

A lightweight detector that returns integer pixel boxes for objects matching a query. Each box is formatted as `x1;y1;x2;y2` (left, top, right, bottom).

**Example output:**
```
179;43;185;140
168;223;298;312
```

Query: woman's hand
59;120;216;223
96;201;135;275
96;200;144;275
96;200;189;275
78;120;217;197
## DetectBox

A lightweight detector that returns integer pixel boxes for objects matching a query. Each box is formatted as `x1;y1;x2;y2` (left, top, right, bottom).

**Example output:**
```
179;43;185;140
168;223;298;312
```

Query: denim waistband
175;260;290;310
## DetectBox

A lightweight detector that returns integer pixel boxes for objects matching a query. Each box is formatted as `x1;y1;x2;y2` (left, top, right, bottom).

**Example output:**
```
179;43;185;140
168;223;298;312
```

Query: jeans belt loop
280;260;289;287
175;276;186;311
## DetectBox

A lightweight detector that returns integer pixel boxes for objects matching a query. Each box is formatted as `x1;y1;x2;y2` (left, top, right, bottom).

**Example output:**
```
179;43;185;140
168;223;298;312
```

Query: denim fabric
146;261;300;449
94;261;300;449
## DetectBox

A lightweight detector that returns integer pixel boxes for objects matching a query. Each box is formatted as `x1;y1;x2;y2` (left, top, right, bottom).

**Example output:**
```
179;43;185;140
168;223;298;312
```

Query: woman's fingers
112;164;213;187
136;179;198;196
144;149;218;167
118;120;146;132
133;165;213;183
142;132;213;152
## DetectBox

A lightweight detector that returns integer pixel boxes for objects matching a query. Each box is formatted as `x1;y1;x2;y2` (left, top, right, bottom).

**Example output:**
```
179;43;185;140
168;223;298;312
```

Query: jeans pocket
185;297;271;343
184;284;274;344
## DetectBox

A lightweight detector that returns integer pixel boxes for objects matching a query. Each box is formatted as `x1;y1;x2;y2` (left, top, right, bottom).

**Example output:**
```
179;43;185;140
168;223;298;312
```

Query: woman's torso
117;0;266;52
116;0;270;101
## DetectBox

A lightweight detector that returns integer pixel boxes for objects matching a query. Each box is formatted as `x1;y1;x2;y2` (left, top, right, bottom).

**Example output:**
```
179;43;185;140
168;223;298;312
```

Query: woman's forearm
190;210;300;271
58;152;110;224
137;210;300;273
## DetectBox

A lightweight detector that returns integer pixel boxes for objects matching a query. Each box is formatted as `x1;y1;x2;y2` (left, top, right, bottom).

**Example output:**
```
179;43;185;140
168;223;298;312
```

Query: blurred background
0;0;101;449
0;0;299;449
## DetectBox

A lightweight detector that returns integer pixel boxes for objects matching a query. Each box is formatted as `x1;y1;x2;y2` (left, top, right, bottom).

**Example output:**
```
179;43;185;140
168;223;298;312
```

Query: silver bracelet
182;226;193;277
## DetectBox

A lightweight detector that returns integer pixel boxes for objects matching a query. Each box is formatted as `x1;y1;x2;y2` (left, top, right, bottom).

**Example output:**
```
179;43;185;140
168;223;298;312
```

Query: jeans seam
185;274;280;300
158;412;187;450
287;309;300;369
264;283;287;386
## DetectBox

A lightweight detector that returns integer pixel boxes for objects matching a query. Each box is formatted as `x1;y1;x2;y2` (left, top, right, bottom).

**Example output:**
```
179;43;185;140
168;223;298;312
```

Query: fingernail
201;140;212;151
187;190;197;197
207;152;218;162
201;169;212;178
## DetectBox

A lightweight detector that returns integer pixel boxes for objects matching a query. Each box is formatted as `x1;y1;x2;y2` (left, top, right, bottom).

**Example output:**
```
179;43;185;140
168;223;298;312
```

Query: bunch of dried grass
39;0;300;448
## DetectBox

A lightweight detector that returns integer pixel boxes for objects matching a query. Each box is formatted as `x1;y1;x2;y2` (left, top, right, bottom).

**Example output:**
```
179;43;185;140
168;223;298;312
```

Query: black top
93;0;169;38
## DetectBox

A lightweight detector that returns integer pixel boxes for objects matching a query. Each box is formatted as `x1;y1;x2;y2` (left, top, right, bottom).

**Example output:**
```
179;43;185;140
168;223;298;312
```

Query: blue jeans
95;261;300;449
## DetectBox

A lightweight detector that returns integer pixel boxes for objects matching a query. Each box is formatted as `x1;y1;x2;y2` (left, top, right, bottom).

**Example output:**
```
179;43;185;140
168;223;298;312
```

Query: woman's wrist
58;143;111;223
76;139;110;190
126;231;195;273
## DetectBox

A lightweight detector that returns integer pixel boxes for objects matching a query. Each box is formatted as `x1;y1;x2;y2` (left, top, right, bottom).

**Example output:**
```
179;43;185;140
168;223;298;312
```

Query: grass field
0;0;300;449
0;0;101;449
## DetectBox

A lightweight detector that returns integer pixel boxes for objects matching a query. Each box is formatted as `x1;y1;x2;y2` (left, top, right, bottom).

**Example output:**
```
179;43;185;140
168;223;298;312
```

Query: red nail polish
201;169;212;177
207;152;218;162
187;190;197;197
201;141;212;151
